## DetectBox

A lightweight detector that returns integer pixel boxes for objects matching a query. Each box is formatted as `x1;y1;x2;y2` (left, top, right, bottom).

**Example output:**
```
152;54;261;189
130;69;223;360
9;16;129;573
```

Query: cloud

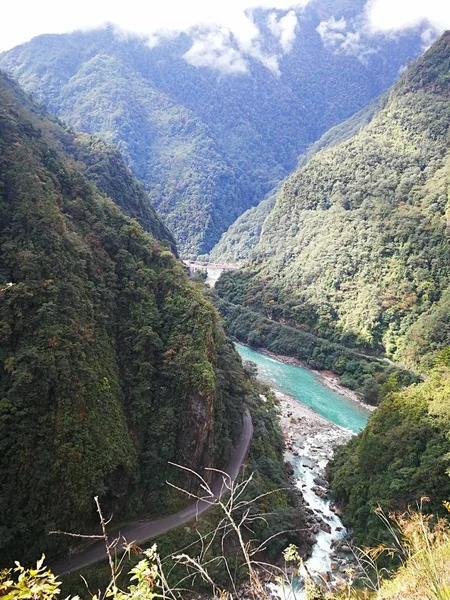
184;25;283;76
316;17;361;54
316;15;377;64
5;0;448;77
420;27;439;49
1;0;309;76
0;0;305;53
316;16;347;46
252;49;281;75
184;28;249;74
267;10;298;52
365;0;450;34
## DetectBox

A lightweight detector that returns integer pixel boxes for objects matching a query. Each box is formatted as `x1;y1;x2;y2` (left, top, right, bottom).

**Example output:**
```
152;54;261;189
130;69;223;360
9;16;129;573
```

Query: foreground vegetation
328;353;450;548
57;373;306;599
3;501;450;600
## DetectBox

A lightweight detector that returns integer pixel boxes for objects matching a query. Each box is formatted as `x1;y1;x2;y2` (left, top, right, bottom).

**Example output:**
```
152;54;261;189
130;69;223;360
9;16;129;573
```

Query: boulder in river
313;476;328;488
312;486;328;499
285;461;295;476
320;522;332;533
330;503;342;516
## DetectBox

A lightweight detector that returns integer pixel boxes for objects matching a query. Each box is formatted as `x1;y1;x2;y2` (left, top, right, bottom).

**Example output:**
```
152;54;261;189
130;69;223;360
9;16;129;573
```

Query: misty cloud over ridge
365;0;450;34
183;9;298;76
1;0;450;75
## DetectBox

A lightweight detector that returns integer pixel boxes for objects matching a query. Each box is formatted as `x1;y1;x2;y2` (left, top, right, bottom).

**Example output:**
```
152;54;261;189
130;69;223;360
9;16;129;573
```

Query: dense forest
0;71;251;564
328;351;450;547
2;3;450;596
209;96;386;264
206;188;278;264
217;32;450;374
0;0;428;256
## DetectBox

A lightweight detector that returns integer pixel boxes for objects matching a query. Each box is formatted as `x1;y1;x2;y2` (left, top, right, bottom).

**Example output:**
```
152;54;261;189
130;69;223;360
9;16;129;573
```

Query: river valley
235;343;371;592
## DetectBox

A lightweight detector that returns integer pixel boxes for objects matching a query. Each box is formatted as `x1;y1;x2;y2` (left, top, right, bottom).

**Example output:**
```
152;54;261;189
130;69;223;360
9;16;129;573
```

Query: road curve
52;409;253;575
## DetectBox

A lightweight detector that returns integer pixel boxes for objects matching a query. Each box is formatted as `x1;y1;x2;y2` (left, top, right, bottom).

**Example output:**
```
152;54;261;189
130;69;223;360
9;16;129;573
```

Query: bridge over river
184;261;238;287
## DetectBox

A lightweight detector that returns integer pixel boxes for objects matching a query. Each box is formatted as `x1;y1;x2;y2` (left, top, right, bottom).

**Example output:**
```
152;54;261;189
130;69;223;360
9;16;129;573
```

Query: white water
292;429;351;574
271;426;355;600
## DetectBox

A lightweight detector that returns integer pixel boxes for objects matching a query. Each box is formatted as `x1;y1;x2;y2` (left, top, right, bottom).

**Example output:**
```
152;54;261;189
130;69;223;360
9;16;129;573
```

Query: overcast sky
1;0;450;53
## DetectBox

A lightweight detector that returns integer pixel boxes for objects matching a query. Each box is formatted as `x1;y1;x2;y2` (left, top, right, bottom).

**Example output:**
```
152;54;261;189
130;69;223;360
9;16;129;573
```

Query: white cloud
0;0;310;76
0;0;305;53
420;27;439;50
316;16;347;47
184;26;283;76
267;10;298;52
253;49;281;75
3;0;449;77
365;0;450;34
316;16;377;64
184;28;249;74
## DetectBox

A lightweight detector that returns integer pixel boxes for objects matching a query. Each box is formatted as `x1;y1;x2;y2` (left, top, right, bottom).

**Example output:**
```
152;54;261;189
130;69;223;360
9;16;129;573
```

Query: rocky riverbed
276;390;364;591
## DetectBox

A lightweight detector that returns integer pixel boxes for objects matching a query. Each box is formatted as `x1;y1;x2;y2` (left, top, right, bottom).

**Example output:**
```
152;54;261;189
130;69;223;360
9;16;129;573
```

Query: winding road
51;409;253;575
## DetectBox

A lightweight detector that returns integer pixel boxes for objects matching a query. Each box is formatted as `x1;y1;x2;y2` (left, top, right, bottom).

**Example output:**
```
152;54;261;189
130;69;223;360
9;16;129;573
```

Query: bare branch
49;530;103;540
94;496;118;593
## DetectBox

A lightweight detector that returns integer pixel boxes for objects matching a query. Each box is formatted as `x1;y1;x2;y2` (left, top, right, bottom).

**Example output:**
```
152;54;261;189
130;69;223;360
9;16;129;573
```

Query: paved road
52;409;253;575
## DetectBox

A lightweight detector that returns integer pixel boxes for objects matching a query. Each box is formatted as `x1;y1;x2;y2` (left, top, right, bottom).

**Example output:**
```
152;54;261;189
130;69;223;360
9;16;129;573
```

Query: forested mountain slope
328;354;450;546
207;187;279;264
0;0;427;256
217;31;450;373
0;72;246;564
71;135;177;255
209;95;387;263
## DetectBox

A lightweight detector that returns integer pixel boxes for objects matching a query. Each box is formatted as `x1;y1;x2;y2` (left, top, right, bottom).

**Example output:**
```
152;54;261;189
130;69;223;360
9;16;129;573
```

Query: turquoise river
236;343;369;432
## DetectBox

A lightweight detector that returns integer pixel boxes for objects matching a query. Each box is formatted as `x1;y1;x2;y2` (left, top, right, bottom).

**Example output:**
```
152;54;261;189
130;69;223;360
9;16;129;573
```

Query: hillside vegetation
209;95;387;263
207;188;278;264
217;32;450;373
3;503;450;599
0;0;427;256
328;355;450;546
0;72;247;564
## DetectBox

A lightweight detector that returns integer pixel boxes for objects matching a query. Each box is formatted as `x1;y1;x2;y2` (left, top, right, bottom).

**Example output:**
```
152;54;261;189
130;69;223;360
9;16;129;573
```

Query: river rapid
235;343;371;592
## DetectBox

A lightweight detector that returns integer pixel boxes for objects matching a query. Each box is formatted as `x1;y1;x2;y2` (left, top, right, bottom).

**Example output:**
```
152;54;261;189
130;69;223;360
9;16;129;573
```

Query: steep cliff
0;72;244;563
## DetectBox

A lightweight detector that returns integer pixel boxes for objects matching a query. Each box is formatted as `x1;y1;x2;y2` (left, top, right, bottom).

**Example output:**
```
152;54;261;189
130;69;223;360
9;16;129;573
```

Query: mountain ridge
0;1;429;255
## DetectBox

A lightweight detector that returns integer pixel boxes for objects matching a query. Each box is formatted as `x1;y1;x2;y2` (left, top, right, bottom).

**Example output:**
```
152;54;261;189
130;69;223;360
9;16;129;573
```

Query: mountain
70;135;177;255
214;31;450;545
0;71;247;563
207;187;279;264
209;95;386;263
216;31;450;375
0;0;429;256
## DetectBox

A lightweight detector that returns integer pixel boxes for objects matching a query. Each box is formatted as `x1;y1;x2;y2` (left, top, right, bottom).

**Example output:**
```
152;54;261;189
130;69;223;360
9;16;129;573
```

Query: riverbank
277;389;352;445
257;347;376;412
